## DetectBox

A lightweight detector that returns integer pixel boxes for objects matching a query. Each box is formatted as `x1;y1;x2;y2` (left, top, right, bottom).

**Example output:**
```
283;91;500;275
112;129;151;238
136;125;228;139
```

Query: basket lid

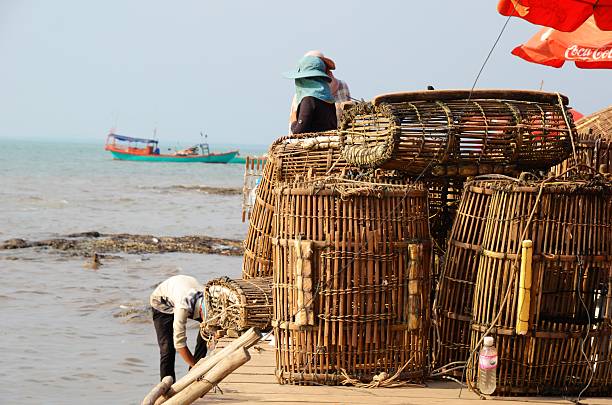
371;89;569;106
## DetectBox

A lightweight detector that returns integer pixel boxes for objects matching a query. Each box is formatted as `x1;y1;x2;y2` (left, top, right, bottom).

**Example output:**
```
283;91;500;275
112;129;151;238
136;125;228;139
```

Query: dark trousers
152;308;207;381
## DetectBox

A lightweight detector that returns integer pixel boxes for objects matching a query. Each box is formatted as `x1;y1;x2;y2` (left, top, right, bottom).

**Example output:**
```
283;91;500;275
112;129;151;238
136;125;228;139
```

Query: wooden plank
196;338;612;405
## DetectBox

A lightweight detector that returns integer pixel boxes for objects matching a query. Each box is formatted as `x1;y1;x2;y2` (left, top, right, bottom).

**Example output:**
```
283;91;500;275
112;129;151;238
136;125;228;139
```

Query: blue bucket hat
283;55;331;81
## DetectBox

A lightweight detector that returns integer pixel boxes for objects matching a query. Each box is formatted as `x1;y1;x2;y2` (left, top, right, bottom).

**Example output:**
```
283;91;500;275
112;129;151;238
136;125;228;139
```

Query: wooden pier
194;338;612;405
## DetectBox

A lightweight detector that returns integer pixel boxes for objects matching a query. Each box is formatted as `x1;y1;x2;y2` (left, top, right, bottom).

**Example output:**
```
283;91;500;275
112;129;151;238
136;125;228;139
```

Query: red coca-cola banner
565;45;612;61
512;17;612;69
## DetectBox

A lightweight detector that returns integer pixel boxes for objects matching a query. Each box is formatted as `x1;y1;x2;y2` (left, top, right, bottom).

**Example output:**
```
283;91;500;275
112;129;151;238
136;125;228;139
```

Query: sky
0;0;610;147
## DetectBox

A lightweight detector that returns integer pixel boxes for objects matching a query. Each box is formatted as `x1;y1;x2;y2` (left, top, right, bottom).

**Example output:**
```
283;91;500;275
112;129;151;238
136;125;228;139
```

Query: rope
557;92;579;165
466;14;512;102
339;359;423;388
573;256;594;404
242;278;271;307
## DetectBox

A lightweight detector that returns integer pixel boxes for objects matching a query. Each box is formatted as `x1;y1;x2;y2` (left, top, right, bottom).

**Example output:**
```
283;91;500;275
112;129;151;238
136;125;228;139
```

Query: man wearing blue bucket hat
284;55;338;134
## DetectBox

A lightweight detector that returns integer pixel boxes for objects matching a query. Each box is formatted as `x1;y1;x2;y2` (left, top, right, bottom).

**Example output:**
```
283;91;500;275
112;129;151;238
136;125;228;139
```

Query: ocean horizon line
0;135;271;150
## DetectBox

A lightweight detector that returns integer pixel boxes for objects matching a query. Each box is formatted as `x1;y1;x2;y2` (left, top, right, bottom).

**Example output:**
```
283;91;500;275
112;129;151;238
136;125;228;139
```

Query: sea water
0;138;264;404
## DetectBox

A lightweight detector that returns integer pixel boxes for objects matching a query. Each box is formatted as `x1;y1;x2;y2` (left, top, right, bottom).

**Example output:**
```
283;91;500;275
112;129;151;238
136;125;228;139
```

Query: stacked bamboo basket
239;129;434;384
464;177;612;395
272;180;431;384
231;89;612;394
338;89;576;293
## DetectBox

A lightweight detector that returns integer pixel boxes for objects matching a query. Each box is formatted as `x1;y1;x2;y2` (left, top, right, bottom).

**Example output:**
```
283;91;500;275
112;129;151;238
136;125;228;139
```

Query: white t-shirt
150;275;203;348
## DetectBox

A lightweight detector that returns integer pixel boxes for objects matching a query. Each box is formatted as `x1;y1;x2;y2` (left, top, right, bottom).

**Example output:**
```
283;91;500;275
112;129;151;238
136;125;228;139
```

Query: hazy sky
0;0;610;146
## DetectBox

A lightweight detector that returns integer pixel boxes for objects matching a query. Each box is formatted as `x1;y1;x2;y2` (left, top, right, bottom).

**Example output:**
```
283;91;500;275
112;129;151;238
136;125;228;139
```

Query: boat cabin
105;133;160;155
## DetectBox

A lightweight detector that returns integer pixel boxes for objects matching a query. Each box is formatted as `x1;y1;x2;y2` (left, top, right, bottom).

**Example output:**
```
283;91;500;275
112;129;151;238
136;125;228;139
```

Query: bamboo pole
294;239;313;326
516;240;533;335
141;376;173;405
164;348;251;405
408;243;421;331
156;327;261;403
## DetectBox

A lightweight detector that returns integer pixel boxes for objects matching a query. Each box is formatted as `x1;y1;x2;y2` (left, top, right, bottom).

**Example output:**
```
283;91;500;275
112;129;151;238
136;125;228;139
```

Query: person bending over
150;274;208;381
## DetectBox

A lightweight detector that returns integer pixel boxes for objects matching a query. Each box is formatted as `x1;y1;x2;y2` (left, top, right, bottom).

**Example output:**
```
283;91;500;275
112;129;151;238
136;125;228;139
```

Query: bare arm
177;346;196;367
173;308;196;366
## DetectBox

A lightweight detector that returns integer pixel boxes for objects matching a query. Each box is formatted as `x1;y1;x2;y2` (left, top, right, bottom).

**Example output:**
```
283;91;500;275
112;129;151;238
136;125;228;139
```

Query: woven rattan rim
371;89;570;106
470;177;612;194
339;102;398;169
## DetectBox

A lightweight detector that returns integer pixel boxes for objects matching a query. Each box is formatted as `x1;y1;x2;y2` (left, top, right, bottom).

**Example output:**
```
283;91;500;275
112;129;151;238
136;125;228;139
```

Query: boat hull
109;150;239;163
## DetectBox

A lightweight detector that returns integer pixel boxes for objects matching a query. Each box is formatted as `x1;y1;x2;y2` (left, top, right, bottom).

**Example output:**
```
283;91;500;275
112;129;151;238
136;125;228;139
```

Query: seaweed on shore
0;232;244;257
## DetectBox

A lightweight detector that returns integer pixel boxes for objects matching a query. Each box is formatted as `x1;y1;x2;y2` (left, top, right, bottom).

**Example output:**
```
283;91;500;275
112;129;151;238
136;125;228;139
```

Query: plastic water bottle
478;336;498;395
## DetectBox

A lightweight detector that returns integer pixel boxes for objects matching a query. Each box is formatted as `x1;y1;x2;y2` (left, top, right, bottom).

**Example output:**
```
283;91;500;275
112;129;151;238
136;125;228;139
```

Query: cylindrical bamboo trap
205;276;272;334
466;177;612;396
339;90;575;176
433;180;498;373
272;180;431;385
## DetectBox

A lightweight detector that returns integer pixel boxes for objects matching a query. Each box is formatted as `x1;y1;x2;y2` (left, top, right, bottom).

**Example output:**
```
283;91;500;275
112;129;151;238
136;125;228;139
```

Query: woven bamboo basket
205;276;273;334
271;180;431;385
466;177;612;396
433;180;498;373
339;90;575;177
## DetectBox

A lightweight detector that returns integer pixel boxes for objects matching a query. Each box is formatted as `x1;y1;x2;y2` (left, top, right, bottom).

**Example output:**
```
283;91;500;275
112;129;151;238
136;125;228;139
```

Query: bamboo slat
272;181;431;385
